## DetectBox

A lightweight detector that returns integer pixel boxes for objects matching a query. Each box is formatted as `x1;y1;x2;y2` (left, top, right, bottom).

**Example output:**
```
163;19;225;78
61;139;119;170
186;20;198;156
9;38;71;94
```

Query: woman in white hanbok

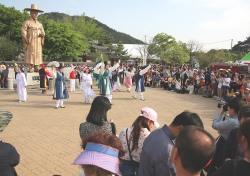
81;68;96;103
15;67;27;102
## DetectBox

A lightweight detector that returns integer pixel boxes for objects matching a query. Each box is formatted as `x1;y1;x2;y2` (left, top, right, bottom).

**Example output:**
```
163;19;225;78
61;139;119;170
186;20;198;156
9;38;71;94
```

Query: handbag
125;128;139;175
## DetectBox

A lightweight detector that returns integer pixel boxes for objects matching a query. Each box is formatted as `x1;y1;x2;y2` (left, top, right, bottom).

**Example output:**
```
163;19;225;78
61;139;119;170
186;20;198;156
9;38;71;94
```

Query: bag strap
126;128;134;161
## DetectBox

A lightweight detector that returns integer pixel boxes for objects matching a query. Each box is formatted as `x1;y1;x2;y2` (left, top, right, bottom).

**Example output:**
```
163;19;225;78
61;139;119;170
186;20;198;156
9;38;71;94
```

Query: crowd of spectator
72;94;250;176
140;64;250;104
2;62;250;176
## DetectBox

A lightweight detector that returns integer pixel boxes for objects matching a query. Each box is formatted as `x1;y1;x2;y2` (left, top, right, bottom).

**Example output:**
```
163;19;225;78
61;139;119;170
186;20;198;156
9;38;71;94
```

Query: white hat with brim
24;4;44;13
73;142;121;176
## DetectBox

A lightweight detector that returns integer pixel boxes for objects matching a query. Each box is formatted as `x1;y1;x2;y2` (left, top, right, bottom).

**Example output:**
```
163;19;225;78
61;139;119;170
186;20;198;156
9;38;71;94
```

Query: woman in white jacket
15;67;27;102
81;68;96;103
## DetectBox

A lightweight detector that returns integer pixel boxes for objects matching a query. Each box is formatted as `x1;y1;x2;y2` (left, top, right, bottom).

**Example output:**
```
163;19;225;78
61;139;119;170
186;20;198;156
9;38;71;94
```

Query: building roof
122;44;160;60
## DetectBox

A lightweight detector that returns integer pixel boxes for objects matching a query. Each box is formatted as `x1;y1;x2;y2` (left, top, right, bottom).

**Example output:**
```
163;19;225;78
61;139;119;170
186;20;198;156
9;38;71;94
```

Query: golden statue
21;4;45;72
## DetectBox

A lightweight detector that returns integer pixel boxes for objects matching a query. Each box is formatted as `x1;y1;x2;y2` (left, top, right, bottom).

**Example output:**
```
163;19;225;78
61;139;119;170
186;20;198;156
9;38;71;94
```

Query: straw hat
24;4;44;13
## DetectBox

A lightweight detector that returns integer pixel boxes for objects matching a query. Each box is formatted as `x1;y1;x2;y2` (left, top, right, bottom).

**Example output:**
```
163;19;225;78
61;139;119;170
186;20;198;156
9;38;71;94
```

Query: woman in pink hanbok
125;68;134;92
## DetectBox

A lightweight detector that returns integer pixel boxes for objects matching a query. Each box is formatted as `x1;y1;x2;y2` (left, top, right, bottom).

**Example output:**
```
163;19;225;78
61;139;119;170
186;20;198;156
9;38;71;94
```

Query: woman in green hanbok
93;61;120;102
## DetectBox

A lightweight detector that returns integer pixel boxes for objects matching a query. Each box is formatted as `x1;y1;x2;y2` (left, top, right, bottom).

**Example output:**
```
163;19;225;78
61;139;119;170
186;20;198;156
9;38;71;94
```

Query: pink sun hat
73;142;121;175
140;107;159;128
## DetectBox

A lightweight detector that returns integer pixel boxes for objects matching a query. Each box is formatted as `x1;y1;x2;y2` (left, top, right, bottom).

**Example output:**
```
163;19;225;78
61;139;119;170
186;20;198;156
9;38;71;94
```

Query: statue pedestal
7;77;14;90
26;72;40;86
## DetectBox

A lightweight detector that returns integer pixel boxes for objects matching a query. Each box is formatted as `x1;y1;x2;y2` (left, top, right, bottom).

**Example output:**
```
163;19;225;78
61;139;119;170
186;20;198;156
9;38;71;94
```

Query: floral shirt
79;121;112;139
119;126;150;162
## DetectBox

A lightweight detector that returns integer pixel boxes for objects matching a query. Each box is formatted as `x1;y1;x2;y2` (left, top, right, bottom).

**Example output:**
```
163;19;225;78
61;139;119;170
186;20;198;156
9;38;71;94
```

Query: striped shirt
212;113;239;140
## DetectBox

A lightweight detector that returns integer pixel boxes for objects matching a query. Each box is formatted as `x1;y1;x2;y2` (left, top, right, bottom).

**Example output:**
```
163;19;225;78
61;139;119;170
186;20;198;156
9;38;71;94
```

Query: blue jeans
120;160;139;176
221;85;229;101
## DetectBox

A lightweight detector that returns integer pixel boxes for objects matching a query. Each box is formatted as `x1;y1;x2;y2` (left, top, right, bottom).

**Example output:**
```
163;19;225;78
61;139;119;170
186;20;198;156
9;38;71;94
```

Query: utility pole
143;35;147;65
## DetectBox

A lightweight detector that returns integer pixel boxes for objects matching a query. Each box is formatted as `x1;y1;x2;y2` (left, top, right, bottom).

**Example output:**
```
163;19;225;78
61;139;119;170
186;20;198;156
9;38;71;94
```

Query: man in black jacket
0;141;20;176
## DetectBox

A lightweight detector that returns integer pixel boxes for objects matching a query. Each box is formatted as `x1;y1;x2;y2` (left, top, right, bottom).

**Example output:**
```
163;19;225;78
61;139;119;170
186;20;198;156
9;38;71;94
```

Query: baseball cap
140;107;159;128
73;142;121;176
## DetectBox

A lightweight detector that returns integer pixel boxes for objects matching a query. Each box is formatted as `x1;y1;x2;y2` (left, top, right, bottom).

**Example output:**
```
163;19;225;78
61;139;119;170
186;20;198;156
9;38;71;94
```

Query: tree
0;4;29;44
42;19;89;61
196;49;233;67
187;40;203;61
110;43;130;60
0;36;19;61
232;37;250;53
136;43;156;65
148;33;189;64
70;16;105;44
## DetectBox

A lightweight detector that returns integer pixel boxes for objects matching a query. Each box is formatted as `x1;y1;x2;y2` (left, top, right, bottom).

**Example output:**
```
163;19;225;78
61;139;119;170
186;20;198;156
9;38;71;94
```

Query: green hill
40;12;144;44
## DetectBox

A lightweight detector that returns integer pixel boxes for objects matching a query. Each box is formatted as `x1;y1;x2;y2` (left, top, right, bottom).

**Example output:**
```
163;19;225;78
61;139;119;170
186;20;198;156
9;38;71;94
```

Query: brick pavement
0;85;219;175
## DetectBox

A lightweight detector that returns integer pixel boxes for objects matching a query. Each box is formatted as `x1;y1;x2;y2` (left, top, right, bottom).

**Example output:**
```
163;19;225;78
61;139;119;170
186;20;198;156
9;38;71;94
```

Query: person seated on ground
73;132;125;176
179;85;188;94
153;72;161;87
171;126;215;176
119;107;159;176
208;97;243;175
213;119;250;176
224;105;250;161
79;96;116;142
203;85;213;98
167;76;174;90
187;82;194;94
174;79;182;93
139;111;204;176
170;78;175;91
145;74;152;87
162;77;169;89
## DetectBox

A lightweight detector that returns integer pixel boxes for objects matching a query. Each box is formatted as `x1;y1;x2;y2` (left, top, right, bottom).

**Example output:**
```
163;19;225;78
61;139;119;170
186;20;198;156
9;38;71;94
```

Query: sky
1;0;250;51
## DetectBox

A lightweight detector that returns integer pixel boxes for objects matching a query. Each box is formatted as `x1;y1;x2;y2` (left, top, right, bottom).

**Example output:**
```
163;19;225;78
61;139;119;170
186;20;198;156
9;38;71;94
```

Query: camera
217;103;228;112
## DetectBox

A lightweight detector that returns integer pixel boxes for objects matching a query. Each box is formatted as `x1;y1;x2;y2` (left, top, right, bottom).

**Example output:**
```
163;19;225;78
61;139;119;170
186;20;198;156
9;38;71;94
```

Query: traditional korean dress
125;71;134;91
16;72;27;102
81;73;96;103
95;62;120;102
54;71;68;108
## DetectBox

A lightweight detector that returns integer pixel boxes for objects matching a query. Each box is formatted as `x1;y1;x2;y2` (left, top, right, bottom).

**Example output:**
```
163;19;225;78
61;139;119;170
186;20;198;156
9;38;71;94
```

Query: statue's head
24;4;43;21
30;11;38;21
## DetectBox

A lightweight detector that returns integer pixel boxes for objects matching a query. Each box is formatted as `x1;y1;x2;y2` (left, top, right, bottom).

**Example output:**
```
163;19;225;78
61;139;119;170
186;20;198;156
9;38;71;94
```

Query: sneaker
132;95;136;99
60;106;65;108
18;100;21;103
55;107;58;109
141;98;145;101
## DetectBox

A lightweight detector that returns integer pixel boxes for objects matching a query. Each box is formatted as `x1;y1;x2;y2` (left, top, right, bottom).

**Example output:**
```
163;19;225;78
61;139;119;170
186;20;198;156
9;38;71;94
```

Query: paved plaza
0;85;219;175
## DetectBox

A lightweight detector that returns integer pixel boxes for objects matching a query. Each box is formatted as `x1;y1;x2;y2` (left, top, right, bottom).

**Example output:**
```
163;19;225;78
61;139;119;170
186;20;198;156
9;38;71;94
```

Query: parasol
47;61;60;67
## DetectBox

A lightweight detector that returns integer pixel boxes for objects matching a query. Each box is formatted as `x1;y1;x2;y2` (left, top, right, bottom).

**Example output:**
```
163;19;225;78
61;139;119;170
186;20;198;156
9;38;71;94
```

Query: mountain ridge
40;12;145;44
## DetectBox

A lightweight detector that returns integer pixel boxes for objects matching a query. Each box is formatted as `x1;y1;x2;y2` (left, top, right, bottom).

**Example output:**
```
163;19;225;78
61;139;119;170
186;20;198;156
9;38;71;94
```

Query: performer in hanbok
54;64;69;109
113;66;123;91
69;64;76;92
51;65;57;95
81;67;96;103
132;65;151;101
39;64;49;94
125;68;135;92
94;60;120;102
16;67;27;102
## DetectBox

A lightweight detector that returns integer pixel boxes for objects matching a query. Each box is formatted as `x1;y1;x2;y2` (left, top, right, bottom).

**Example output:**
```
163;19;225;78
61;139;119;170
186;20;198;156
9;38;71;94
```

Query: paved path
0;85;219;175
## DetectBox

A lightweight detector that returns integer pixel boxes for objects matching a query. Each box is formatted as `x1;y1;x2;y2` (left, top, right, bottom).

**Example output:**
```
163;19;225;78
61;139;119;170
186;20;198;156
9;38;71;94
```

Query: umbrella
47;61;60;67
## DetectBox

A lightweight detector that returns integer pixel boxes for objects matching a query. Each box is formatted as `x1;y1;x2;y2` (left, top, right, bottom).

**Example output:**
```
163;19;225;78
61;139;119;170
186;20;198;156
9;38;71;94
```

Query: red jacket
70;70;76;79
